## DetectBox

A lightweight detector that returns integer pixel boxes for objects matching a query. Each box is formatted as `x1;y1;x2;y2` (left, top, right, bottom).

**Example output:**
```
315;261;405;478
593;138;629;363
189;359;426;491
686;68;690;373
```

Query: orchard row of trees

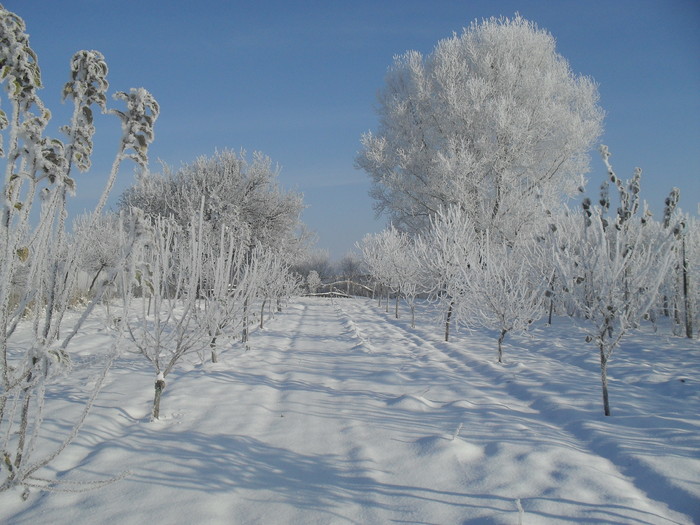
355;15;698;417
0;6;306;495
113;149;306;419
359;150;698;416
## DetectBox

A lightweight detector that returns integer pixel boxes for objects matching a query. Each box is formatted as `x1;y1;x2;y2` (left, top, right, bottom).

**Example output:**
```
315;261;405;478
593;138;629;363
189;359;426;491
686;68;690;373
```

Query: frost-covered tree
659;191;697;339
119;149;307;259
306;270;321;295
0;6;157;494
675;217;699;338
393;240;427;328
358;233;386;305
123;213;203;420
458;235;547;363
414;206;480;341
251;247;291;329
357;14;603;241
195;227;251;363
291;248;333;283
72;211;125;295
360;227;427;325
550;146;676;416
359;228;402;313
120;150;308;348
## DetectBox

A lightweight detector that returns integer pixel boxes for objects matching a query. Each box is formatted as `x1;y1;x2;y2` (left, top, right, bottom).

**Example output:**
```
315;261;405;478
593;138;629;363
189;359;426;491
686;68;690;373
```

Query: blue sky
5;0;699;259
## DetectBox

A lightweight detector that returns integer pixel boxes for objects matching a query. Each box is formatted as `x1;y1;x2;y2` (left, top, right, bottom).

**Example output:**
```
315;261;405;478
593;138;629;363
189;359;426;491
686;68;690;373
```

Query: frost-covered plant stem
0;5;157;493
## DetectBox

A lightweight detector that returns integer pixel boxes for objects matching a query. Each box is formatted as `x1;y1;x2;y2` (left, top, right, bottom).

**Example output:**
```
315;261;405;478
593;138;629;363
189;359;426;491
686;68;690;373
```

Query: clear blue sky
6;0;699;260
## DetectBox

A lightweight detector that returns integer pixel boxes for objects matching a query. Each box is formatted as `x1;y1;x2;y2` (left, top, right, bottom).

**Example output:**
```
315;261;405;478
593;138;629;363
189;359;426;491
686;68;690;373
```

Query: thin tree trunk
681;237;693;338
395;293;399;319
87;263;106;293
152;376;166;420
445;300;454;342
260;298;267;329
210;335;218;363
547;276;555;325
674;300;682;332
241;297;249;343
411;304;415;328
600;347;611;416
497;329;507;363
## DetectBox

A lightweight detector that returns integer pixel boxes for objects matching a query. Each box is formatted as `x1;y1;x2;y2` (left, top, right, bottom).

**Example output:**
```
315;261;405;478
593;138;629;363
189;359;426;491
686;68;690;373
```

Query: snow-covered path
3;297;698;524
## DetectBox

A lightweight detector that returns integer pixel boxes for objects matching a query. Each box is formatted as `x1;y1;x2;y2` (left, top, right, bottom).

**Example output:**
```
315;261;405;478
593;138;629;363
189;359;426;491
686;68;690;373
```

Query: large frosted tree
357;15;604;241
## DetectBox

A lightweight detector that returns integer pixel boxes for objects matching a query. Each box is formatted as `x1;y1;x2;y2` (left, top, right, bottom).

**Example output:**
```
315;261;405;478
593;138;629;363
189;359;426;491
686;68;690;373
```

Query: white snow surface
2;297;699;524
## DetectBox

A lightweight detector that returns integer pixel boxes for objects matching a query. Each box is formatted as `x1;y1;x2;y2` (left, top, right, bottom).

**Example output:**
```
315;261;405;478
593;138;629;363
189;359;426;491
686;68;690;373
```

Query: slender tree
124;212;203;420
550;146;676;416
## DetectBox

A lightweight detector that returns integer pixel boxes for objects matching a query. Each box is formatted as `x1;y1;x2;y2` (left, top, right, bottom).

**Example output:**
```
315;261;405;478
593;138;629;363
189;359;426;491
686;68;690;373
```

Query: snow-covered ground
2;296;699;524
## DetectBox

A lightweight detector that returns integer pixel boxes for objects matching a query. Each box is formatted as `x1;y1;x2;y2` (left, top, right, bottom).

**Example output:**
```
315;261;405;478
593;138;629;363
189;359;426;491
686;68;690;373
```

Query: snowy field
2;296;699;524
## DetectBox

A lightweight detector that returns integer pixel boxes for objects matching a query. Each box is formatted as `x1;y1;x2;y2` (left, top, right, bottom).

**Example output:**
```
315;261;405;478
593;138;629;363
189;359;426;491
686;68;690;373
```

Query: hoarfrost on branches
357;14;603;242
549;146;677;415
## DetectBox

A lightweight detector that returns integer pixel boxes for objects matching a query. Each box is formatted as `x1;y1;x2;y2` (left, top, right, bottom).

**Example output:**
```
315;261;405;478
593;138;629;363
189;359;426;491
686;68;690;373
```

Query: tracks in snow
332;297;697;522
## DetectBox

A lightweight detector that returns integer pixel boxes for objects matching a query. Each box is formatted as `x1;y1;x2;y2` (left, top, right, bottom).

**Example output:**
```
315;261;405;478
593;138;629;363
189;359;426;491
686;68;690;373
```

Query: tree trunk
599;347;611;416
260;298;267;329
445;300;454;342
153;376;166;420
88;263;106;293
241;297;249;343
674;300;682;333
547;275;555;325
210;335;218;363
411;304;415;328
497;329;507;363
681;237;693;338
395;293;399;319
